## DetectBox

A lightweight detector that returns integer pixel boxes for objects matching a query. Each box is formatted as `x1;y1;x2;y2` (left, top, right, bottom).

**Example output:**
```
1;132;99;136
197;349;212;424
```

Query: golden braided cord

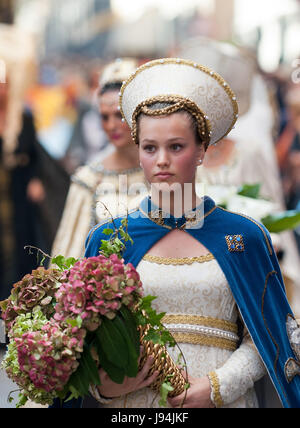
131;95;211;150
139;324;186;398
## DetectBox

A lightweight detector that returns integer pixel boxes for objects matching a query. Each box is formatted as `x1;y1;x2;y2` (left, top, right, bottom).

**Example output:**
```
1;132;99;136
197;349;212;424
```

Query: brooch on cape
225;235;244;252
285;314;300;383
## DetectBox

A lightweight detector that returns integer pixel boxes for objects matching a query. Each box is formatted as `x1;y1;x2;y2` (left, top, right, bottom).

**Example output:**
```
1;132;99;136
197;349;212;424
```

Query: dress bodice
137;254;238;323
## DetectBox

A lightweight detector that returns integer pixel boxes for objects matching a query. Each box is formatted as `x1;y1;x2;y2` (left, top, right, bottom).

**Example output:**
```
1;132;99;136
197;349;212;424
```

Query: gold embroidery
285;358;300;383
225;234;245;252
140;202;217;230
162;314;238;333
208;371;224;407
285;314;300;383
218;206;273;256
170;332;237;351
143;253;214;265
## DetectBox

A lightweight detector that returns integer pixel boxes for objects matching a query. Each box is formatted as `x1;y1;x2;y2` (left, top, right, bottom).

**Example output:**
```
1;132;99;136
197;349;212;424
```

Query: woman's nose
157;149;170;167
106;115;117;131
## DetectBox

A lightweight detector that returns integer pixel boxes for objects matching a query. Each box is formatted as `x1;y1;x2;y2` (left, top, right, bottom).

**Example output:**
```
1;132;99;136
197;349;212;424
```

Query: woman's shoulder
214;205;273;253
71;161;103;191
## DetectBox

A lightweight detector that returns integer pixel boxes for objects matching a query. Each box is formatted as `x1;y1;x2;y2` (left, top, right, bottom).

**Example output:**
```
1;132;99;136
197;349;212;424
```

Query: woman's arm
168;326;266;408
207;331;266;407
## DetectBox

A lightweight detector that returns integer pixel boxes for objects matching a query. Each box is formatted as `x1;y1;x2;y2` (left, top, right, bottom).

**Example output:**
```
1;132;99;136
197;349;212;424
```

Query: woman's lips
154;172;174;179
110;133;121;140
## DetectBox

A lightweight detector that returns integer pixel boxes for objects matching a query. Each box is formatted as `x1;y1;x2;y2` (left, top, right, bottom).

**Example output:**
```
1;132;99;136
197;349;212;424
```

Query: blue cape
85;196;300;408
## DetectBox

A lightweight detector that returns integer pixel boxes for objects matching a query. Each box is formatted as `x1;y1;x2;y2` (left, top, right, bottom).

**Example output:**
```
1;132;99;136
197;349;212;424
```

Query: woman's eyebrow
141;138;157;144
141;137;185;144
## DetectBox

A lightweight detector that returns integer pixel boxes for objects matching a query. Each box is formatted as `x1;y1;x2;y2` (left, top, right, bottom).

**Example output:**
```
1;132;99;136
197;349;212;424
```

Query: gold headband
131;94;211;149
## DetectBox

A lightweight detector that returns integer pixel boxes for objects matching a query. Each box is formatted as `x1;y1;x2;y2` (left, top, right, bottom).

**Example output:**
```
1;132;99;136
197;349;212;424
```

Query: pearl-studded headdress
100;58;139;88
119;58;238;147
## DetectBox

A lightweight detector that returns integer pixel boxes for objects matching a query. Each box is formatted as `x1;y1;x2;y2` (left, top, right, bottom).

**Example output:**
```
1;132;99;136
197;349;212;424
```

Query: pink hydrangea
15;320;86;393
54;254;143;331
0;267;62;332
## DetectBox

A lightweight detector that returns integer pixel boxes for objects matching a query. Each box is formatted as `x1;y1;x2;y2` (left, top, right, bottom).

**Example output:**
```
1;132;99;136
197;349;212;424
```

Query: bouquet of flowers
0;220;186;408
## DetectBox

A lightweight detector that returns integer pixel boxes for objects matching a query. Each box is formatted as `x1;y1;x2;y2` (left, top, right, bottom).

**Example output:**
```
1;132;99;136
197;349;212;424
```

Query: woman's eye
101;114;108;122
115;112;123;120
143;145;156;153
171;143;183;151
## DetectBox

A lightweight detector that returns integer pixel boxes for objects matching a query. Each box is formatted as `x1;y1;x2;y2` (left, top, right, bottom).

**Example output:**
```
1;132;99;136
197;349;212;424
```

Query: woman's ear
196;143;205;166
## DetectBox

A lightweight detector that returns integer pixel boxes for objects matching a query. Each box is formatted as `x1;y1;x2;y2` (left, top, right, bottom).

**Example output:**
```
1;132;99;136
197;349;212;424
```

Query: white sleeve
208;330;266;407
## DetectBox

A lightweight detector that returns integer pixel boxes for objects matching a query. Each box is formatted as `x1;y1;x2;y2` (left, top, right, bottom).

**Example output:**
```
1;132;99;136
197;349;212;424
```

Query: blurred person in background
0;24;70;302
63;65;110;174
51;58;148;260
276;86;300;253
0;24;46;301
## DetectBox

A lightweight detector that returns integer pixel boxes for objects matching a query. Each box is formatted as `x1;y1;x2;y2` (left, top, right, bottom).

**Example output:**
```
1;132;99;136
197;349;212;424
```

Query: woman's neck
103;143;139;171
150;182;201;217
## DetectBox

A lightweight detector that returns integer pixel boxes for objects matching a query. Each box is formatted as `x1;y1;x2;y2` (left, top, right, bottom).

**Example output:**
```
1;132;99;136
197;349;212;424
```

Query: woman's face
139;112;204;186
99;90;132;148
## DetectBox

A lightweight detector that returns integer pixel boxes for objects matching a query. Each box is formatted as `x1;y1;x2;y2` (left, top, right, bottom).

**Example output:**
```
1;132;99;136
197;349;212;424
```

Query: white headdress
100;58;139;88
119;58;238;147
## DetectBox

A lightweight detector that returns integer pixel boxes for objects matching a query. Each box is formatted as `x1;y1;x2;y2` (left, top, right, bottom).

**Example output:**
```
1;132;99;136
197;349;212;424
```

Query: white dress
102;254;267;408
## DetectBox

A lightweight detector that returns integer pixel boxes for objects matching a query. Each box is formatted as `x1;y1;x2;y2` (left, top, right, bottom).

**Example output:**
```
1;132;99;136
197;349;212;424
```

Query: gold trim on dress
208;371;224;407
162;314;238;333
142;253;215;265
162;314;238;351
170;332;237;351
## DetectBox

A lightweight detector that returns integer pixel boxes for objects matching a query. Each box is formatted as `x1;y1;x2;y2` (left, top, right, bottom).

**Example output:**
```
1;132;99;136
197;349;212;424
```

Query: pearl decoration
164;323;239;342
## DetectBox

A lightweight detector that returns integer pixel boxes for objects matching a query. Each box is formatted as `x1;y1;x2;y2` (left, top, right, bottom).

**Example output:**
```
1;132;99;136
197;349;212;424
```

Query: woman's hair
136;101;207;149
98;81;122;96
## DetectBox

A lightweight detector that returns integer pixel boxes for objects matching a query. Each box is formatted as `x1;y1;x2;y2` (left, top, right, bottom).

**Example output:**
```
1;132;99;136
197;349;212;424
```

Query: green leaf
96;317;129;369
262;210;300;233
112;313;139;377
119;305;140;355
102;228;114;236
66;316;82;328
51;255;77;270
158;381;174;407
237;183;261;199
143;328;165;346
94;335;126;384
67;365;89;398
80;345;101;387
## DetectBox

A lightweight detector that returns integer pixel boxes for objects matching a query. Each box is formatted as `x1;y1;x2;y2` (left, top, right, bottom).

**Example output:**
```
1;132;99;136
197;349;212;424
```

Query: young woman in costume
85;59;300;408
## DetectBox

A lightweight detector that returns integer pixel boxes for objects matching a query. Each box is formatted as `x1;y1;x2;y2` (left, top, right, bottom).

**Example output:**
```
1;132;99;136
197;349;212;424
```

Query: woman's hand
97;349;159;399
168;375;215;408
